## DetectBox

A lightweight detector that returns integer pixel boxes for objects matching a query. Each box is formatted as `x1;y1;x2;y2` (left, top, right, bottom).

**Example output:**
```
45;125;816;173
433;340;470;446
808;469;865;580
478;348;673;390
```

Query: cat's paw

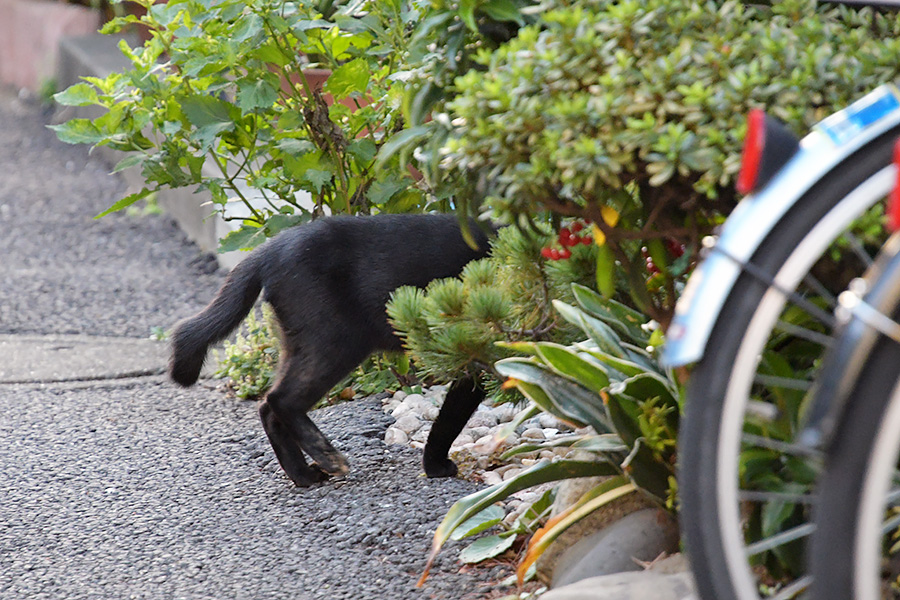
424;456;459;478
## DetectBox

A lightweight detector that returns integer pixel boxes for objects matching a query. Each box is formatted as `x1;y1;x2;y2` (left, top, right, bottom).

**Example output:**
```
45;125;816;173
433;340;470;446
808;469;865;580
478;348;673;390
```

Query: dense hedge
441;0;900;240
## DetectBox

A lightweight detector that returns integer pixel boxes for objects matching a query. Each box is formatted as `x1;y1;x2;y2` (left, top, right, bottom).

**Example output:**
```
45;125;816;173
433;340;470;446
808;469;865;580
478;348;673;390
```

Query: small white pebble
391;402;412;419
393;390;408;402
538;414;559;429
482;471;504;486
393;413;423;435
384;427;408;446
521;428;546;441
473;434;498;455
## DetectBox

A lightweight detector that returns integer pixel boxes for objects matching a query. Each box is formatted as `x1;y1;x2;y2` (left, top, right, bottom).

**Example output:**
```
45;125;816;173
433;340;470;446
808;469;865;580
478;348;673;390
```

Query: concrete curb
0;334;168;384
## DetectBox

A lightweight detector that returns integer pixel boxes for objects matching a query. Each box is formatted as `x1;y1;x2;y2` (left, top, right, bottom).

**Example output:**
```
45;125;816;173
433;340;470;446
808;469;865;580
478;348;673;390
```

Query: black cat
169;213;491;486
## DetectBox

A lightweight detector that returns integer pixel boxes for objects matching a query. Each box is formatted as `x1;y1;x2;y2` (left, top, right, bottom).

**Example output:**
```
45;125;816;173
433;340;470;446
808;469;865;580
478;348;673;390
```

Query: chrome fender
662;85;900;368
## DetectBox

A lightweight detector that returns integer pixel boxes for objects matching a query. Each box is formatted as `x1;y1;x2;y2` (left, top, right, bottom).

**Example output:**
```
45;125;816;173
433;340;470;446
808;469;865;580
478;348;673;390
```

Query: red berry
550;249;561;260
665;239;686;258
571;222;584;233
541;247;554;259
581;236;592;245
559;248;572;259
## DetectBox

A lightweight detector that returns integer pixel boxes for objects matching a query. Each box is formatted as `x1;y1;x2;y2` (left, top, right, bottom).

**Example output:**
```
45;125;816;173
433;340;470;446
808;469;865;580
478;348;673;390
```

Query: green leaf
111;154;146;174
367;176;407;206
450;504;505;540
305;169;332;193
534;343;610;394
459;533;517;564
237;78;279;113
181;96;238;148
571;284;647;344
459;0;478;31
495;358;612;432
375;125;430;168
49;119;106;145
53;83;99;107
480;0;525;24
419;458;619;585
595;243;616;298
95;188;154;219
553;301;626;359
218;224;267;253
324;57;370;100
277;139;317;156
264;214;303;236
348;138;377;165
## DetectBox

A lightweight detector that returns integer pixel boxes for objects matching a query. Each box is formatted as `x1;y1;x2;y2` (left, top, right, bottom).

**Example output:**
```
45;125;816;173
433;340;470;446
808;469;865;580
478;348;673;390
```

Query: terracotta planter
0;0;100;91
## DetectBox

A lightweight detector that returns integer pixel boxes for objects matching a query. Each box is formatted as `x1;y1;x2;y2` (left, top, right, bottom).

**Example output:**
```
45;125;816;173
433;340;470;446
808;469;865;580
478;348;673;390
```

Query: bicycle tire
681;130;898;600
810;256;900;600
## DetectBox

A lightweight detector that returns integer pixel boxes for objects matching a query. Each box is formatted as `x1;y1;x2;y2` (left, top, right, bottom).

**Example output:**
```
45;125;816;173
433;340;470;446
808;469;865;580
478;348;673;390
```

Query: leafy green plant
51;0;431;252
214;305;281;399
423;0;900;324
419;284;680;584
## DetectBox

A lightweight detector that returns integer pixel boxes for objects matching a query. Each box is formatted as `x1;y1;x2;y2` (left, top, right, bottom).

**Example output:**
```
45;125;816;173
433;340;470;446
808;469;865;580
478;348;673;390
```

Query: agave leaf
534;343;611;394
450;504;505;540
459;532;518;564
615;372;678;403
552;301;626;359
578;345;653;380
517;476;636;583
499;433;627;460
496;359;611;432
494;404;542;443
417;459;619;586
571;284;648;344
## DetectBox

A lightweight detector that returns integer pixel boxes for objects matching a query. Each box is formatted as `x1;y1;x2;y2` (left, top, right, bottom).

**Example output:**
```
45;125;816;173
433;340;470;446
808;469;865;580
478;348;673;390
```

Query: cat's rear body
170;213;491;486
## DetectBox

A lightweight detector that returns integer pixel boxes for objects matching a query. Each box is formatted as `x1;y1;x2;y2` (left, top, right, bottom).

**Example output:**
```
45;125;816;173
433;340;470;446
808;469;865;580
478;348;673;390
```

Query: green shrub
214;306;281;399
52;0;432;251
433;0;900;322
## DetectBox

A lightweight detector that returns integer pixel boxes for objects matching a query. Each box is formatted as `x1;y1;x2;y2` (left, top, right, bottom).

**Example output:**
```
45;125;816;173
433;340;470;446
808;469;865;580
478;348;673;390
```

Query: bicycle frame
662;85;900;368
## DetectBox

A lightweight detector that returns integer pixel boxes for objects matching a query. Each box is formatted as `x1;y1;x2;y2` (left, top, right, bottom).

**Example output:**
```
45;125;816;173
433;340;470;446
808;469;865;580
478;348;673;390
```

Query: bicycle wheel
681;134;897;600
810;239;900;600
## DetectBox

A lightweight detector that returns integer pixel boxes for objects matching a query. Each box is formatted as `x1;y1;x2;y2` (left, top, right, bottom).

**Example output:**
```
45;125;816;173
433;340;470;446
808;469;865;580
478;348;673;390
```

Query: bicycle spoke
841;230;876;269
742;432;823;457
800;272;837;307
882;510;900;535
769;575;812;600
745;523;816;558
738;489;817;504
752;374;814;391
746;399;781;423
774;319;833;348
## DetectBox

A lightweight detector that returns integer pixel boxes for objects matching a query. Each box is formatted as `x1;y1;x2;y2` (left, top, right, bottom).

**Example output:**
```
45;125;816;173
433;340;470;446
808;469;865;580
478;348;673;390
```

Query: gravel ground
0;88;507;599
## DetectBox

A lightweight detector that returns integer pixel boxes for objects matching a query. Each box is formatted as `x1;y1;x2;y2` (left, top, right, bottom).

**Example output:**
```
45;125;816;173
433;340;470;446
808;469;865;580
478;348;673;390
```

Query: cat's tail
169;250;265;387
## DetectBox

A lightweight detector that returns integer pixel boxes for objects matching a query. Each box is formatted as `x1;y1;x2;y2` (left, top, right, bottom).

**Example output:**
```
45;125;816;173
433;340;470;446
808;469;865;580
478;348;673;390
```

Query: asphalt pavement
0;88;507;599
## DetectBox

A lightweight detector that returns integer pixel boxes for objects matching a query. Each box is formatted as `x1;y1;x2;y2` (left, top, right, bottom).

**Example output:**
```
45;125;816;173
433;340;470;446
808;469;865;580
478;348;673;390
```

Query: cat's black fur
169;213;491;486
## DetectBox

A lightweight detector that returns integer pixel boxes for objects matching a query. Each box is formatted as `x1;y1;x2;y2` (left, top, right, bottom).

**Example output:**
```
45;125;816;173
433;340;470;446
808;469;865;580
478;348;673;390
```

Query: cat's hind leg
258;399;329;486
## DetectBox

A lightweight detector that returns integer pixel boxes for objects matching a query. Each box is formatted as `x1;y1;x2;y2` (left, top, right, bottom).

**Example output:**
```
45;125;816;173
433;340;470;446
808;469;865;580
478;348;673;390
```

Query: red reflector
888;137;900;232
736;109;766;195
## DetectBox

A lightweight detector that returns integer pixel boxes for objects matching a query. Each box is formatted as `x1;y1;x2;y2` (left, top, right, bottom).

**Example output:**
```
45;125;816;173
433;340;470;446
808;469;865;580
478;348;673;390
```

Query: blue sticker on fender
816;85;900;146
